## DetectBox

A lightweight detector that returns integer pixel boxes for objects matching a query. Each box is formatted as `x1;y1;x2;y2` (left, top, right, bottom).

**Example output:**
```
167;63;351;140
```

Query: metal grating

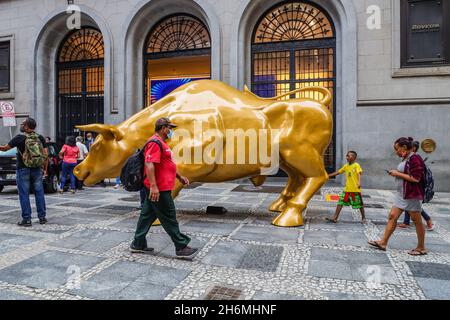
146;15;210;53
254;2;334;43
56;28;105;145
204;286;243;300
59;28;104;62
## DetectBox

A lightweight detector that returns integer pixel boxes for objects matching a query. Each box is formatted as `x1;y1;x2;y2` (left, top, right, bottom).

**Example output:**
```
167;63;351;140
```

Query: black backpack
422;157;435;204
120;139;163;192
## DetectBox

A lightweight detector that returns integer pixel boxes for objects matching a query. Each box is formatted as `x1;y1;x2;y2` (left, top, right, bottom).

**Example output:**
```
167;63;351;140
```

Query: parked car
0;143;61;194
0;147;17;193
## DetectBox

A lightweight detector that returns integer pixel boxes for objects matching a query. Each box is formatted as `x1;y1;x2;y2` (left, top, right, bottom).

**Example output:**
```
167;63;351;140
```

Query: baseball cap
155;117;177;130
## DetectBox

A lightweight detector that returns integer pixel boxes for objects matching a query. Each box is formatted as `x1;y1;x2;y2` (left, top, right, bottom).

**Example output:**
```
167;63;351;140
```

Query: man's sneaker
17;220;32;227
176;246;198;258
130;243;154;254
39;218;48;225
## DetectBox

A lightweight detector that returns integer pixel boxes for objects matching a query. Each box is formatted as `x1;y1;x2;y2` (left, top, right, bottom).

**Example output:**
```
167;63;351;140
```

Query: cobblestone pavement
0;182;449;300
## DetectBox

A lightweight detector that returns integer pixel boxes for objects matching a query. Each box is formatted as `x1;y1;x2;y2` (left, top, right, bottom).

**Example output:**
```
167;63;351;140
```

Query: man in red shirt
131;118;198;258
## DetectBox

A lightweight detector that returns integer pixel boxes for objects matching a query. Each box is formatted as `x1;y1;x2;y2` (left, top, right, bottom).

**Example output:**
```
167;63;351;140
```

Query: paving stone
0;289;35;300
54;202;103;208
326;292;381;300
238;245;283;272
0;205;16;212
231;225;299;244
253;291;304;300
47;213;112;226
309;248;399;285
115;282;174;300
0;233;43;255
202;242;253;269
0;251;104;290
181;220;239;236
70;261;190;299
415;278;450;300
387;234;450;254
304;230;338;246
48;229;131;253
407;262;450;281
308;260;353;280
309;219;366;231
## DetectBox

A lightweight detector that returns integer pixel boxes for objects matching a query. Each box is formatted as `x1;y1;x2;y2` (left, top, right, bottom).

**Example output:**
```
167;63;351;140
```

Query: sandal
408;249;428;256
368;240;387;251
325;217;337;223
427;224;435;231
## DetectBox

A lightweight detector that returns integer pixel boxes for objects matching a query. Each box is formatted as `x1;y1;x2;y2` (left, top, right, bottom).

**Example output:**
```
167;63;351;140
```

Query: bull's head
73;123;132;186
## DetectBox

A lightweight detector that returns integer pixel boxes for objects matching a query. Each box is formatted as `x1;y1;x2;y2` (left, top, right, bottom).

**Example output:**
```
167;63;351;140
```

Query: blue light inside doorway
150;78;207;104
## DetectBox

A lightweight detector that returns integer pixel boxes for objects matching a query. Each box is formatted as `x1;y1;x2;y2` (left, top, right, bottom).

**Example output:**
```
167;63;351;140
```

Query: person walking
398;141;434;231
369;137;427;256
59;136;80;194
326;151;366;224
75;136;89;190
0;118;48;227
130;117;198;259
85;132;94;151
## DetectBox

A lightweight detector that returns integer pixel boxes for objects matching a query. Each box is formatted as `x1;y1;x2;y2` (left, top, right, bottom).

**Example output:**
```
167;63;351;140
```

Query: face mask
167;129;174;139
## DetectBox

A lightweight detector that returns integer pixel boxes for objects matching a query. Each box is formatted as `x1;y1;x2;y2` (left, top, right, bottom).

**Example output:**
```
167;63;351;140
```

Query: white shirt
76;142;89;161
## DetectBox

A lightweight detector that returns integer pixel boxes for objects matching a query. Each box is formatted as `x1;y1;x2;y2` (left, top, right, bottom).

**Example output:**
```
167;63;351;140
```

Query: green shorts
337;192;364;209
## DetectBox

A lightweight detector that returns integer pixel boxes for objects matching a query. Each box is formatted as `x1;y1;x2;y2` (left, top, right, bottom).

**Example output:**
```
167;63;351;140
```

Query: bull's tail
244;85;332;107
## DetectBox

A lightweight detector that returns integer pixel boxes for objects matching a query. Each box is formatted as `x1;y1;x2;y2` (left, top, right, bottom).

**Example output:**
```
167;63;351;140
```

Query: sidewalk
0;182;449;300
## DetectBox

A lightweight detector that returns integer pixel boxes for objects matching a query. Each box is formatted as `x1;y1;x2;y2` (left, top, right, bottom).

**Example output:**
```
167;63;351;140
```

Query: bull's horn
76;124;124;141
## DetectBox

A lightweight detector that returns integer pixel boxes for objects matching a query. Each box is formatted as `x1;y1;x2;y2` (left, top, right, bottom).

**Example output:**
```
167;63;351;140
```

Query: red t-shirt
61;145;80;164
143;135;177;192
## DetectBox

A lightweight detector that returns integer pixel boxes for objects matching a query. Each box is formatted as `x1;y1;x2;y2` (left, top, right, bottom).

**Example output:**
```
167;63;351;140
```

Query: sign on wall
0;101;16;127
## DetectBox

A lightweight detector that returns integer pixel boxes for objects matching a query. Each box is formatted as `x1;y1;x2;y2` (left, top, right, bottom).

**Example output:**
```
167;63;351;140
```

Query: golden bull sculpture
74;80;333;227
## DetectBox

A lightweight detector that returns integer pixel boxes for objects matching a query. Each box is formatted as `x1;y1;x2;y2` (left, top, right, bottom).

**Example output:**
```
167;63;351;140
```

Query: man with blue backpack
126;118;198;259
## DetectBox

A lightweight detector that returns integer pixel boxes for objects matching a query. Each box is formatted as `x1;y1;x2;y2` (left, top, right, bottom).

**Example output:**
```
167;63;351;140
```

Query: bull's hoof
272;207;304;227
269;198;287;212
152;219;161;226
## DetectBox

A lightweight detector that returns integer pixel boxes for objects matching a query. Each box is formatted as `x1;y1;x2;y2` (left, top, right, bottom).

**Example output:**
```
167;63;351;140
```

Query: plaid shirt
403;154;425;200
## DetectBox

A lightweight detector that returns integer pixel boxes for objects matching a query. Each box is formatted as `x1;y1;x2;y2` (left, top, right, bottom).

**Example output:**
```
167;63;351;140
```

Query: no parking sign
0;101;16;127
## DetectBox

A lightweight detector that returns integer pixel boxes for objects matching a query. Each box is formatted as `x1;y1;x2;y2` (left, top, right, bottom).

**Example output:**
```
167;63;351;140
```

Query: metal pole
9;127;13;139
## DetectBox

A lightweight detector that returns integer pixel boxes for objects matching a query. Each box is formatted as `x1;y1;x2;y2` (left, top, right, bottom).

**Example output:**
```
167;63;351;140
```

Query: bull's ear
76;124;124;141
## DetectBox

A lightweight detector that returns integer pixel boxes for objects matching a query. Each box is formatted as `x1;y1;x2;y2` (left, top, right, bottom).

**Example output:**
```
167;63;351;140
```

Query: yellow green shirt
338;162;363;193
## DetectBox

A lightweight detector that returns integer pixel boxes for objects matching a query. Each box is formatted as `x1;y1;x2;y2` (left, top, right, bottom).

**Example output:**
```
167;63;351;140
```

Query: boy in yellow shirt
326;151;366;224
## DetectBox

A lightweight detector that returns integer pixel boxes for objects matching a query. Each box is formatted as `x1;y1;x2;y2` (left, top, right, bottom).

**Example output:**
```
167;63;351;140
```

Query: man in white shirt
75;136;89;190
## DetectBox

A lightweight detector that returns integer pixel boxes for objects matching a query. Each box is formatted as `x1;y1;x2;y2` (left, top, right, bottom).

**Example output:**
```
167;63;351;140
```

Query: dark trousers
140;187;148;206
403;210;431;225
75;160;83;189
60;162;77;190
16;168;46;220
133;190;190;250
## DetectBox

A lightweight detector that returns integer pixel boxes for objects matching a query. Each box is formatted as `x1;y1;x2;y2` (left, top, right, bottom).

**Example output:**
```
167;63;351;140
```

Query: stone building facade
0;0;449;190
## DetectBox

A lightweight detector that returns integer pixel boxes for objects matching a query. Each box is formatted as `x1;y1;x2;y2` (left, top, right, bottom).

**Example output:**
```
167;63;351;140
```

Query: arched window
59;28;104;62
143;15;211;106
251;1;336;172
56;28;104;145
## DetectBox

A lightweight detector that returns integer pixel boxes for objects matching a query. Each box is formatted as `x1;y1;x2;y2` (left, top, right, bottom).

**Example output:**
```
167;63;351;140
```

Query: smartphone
385;170;391;174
